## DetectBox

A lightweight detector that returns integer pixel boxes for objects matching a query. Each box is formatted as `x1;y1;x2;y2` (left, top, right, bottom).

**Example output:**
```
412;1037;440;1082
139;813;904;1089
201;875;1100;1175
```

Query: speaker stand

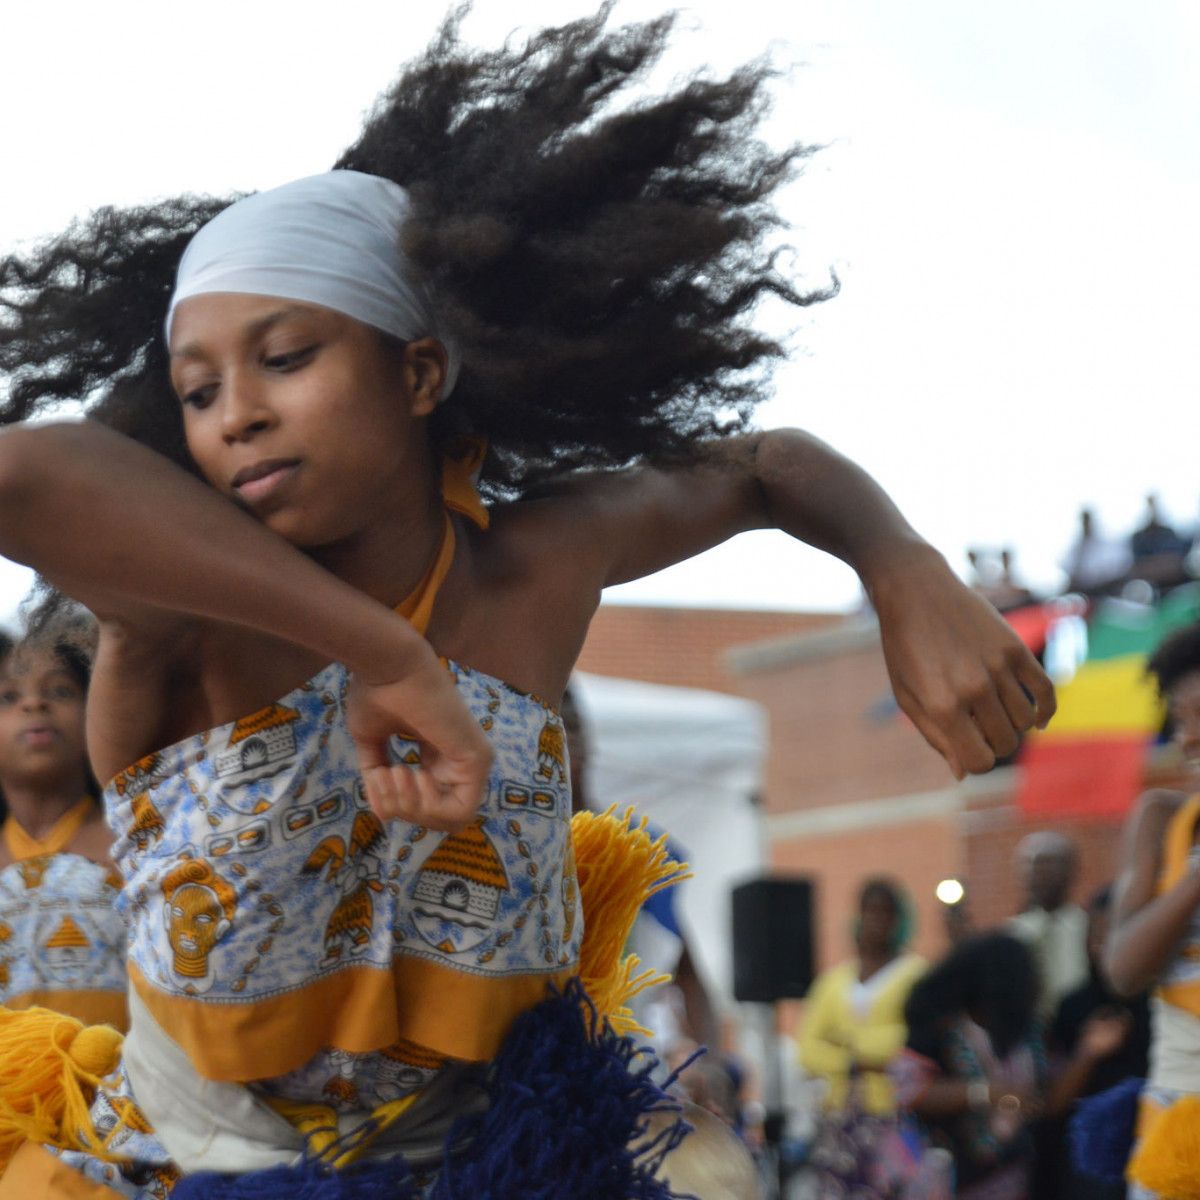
746;1000;792;1200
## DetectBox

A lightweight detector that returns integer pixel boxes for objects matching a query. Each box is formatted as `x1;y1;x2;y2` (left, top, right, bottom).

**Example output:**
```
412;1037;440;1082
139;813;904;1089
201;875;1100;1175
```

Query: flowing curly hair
0;6;831;497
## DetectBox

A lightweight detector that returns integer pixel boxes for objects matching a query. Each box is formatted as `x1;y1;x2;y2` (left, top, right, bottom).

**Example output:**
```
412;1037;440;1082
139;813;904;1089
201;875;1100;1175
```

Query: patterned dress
0;800;127;1031
0;458;622;1198
5;659;582;1198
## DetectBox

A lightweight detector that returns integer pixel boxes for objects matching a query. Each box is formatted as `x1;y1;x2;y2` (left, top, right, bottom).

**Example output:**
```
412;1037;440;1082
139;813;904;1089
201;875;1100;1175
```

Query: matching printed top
0;850;129;1030
108;658;581;1107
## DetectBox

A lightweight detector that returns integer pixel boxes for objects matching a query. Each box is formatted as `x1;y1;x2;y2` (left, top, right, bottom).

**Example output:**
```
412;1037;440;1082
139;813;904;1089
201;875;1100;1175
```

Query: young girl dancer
0;11;1053;1196
0;623;127;1030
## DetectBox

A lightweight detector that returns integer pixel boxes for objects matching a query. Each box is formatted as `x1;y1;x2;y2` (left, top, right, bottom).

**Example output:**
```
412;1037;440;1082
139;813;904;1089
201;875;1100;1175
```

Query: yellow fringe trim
1127;1095;1200;1199
570;805;691;1038
0;1006;124;1175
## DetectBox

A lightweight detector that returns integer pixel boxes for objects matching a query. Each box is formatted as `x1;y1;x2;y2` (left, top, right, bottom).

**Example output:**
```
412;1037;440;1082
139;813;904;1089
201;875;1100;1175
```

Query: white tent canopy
572;671;768;1006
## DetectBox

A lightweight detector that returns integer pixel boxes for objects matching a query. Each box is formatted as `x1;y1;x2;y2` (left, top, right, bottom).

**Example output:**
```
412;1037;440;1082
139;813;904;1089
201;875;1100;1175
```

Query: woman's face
1168;669;1200;772
169;293;442;549
0;648;87;791
858;889;899;955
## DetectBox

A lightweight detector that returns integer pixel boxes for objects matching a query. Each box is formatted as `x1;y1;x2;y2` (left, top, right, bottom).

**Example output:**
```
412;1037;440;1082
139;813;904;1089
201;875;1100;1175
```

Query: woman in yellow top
0;622;127;1031
799;877;927;1196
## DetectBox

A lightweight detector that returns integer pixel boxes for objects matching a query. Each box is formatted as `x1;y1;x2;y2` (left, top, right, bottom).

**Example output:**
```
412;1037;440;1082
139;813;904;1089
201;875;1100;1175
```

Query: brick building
578;603;1187;1001
576;604;840;696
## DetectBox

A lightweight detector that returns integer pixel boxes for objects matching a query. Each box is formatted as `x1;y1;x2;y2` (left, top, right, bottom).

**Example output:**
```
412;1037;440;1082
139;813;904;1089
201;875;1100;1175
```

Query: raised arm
0;420;491;827
1105;789;1200;996
531;428;1055;777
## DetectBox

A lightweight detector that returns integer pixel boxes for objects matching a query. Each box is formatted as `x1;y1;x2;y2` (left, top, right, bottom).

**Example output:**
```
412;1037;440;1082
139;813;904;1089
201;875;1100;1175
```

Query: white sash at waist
122;987;486;1175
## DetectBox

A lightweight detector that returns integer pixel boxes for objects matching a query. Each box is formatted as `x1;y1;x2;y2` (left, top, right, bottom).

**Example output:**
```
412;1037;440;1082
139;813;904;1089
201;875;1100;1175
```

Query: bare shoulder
485;483;612;571
435;504;605;701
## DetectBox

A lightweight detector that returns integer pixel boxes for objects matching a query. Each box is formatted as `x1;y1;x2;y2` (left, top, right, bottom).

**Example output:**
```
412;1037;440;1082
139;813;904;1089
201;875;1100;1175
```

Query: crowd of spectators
968;494;1198;612
789;617;1200;1199
793;837;1151;1200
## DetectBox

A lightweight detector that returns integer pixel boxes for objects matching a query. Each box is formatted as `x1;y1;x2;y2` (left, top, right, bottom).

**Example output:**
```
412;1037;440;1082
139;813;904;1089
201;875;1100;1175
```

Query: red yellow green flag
1017;586;1200;818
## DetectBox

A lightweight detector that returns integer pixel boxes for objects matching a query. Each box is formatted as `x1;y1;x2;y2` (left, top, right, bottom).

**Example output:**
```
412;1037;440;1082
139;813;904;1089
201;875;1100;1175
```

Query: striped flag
1017;586;1200;817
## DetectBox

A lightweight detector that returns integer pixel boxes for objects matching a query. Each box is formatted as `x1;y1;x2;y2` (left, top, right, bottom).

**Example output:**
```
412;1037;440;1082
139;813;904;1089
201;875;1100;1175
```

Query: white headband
165;170;459;398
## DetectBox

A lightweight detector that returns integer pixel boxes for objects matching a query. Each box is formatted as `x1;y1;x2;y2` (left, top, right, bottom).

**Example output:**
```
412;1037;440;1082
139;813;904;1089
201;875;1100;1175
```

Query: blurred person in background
894;932;1045;1200
942;888;975;948
1128;494;1189;590
1037;884;1150;1200
968;549;1034;613
798;877;927;1198
1063;508;1132;596
1008;831;1090;1022
0;619;127;1030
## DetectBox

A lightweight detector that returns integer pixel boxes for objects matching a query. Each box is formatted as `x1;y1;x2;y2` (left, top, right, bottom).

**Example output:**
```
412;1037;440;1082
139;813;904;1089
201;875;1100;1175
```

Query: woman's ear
404;337;449;416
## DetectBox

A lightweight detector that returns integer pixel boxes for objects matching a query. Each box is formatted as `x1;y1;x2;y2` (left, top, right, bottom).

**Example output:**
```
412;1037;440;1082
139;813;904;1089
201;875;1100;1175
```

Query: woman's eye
179;384;217;410
48;686;78;701
0;690;19;706
264;345;317;371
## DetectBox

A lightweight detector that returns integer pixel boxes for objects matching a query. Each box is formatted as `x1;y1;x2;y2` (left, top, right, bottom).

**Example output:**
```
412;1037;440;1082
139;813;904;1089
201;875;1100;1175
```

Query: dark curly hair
1147;621;1200;698
0;6;830;500
904;932;1038;1057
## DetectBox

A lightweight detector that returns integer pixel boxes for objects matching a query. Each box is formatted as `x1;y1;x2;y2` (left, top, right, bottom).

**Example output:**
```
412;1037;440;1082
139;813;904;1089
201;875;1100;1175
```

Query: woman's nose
220;377;275;443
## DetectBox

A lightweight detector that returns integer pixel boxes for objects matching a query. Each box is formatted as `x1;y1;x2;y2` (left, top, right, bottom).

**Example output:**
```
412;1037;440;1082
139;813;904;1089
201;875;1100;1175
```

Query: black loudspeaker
731;876;816;1002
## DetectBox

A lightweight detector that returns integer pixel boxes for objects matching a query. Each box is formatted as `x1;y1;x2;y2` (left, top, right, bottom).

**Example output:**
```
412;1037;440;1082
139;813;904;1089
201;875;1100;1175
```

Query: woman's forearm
0;421;429;682
1046;1049;1099;1118
752;428;1053;775
906;1078;975;1118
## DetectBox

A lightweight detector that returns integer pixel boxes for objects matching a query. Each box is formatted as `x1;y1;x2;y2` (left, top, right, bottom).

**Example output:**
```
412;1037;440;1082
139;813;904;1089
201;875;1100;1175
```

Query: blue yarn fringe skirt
160;979;690;1200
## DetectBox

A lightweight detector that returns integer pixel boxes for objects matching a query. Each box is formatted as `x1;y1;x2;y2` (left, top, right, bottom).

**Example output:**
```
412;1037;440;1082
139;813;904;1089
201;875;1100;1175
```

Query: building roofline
725;615;878;674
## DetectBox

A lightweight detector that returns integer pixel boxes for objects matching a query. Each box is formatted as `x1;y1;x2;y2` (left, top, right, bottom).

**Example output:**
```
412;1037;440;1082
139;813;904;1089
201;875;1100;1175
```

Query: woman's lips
233;461;300;504
19;727;57;748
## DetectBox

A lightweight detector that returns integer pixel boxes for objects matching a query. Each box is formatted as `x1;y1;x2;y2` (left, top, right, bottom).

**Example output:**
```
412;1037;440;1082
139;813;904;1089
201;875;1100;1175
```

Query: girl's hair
903;932;1038;1058
0;7;829;501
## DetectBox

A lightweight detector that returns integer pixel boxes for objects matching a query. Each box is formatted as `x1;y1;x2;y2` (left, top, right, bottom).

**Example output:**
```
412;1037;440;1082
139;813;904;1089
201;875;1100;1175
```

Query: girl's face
169;293;442;549
0;648;87;790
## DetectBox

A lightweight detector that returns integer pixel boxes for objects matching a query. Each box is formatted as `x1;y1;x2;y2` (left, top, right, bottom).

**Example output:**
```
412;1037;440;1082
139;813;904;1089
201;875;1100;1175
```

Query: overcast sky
1;0;1196;621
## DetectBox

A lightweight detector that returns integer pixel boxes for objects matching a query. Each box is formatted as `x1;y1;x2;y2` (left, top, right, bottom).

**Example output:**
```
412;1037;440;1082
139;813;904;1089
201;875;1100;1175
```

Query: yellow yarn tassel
571;805;690;1037
0;1005;124;1174
1127;1095;1200;1199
